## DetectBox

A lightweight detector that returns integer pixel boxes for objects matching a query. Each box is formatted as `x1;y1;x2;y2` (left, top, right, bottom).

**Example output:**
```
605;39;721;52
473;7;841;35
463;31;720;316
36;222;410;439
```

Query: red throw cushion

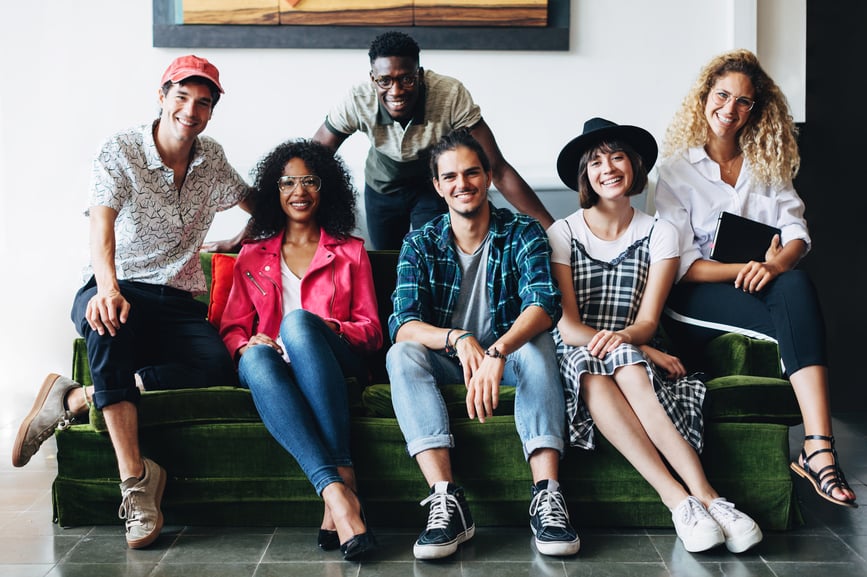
208;253;237;328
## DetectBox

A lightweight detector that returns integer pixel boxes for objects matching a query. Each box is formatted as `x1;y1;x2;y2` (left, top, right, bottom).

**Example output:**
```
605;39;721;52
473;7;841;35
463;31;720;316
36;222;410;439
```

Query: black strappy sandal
790;434;858;508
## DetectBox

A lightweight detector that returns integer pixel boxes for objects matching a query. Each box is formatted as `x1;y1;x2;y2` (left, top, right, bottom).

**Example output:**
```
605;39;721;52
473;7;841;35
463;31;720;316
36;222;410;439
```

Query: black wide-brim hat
556;117;658;191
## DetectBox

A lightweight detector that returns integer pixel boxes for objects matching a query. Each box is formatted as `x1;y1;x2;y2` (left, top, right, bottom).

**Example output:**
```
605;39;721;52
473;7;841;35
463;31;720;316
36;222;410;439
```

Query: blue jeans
387;332;566;460
71;278;236;410
237;309;367;495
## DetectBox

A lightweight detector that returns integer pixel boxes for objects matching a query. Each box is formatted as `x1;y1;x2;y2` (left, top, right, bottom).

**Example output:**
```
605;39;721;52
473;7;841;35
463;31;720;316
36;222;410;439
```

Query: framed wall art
153;0;570;50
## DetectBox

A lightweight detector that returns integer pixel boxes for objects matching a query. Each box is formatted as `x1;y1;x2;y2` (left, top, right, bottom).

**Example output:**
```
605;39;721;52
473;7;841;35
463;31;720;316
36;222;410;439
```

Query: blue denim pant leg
238;309;364;495
506;331;566;460
387;341;461;458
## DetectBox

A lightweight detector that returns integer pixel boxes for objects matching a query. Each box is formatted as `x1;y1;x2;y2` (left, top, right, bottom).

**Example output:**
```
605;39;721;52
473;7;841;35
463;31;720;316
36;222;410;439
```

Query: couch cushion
362;383;517;418
703;374;800;425
88;387;262;432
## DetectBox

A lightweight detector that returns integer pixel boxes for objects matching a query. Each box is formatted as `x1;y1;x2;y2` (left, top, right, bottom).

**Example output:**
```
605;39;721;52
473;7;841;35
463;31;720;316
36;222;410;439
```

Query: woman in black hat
548;118;762;554
654;50;856;509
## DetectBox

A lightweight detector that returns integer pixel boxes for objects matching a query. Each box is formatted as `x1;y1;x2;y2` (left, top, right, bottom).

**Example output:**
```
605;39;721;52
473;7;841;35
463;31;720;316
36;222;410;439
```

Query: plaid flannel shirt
388;204;561;343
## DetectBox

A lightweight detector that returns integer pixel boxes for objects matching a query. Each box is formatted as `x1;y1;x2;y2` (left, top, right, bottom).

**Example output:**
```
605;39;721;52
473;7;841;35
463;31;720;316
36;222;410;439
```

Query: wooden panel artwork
181;0;547;27
279;0;413;26
183;0;279;25
414;0;546;27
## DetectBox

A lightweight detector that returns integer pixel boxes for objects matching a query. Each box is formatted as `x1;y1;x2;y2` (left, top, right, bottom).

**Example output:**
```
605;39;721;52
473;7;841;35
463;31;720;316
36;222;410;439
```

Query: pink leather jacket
220;229;383;360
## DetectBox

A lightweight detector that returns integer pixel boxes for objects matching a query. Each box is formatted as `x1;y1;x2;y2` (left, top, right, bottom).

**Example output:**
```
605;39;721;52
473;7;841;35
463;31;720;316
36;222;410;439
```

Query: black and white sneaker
413;481;475;560
529;480;580;556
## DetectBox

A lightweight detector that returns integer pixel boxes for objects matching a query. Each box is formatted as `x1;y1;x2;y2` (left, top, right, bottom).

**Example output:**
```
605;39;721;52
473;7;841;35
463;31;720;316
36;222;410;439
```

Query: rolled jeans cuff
406;433;454;459
523;434;565;462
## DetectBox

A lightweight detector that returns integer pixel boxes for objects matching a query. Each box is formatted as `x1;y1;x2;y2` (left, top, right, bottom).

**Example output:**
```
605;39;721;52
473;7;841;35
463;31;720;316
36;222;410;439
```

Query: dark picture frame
152;0;570;51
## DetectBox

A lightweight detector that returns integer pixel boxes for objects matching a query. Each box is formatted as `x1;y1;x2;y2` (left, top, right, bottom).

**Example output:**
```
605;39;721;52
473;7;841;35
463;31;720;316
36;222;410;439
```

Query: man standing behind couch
386;129;580;560
11;55;251;549
313;31;554;249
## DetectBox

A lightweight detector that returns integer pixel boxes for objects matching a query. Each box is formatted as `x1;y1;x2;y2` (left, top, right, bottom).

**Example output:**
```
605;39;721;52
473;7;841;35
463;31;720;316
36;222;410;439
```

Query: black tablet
709;211;781;263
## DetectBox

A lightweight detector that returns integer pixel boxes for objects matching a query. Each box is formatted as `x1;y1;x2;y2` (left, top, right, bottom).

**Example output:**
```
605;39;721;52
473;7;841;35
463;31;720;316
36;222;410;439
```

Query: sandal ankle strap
804;434;835;444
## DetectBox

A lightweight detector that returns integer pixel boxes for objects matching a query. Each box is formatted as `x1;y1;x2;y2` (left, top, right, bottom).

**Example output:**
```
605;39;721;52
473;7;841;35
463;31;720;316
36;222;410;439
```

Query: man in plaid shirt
386;129;580;561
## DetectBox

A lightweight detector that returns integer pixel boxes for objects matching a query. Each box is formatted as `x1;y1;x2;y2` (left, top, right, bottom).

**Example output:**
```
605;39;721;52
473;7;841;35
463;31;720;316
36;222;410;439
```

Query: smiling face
586;147;634;202
705;71;754;140
279;157;321;226
370;56;421;122
157;81;213;144
432;145;492;219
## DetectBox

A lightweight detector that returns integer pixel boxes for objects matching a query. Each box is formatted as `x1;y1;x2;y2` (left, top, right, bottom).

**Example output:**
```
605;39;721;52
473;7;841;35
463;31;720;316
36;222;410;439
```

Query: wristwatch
485;346;507;361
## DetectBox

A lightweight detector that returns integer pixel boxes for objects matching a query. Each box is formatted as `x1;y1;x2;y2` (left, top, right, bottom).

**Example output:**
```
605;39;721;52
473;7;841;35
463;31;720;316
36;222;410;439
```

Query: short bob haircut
246;139;357;241
576;139;648;209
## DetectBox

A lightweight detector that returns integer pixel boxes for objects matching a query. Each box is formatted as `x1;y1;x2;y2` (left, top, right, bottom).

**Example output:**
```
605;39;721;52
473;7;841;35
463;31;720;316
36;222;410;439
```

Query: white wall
0;0;804;402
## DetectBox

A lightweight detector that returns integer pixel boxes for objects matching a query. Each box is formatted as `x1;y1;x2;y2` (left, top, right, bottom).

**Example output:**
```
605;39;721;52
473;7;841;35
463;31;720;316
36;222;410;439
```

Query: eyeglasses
277;174;322;193
710;89;756;112
370;69;419;90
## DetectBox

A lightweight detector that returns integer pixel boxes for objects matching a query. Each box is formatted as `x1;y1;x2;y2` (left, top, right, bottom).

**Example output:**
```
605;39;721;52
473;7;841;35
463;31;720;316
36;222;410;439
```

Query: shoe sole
12;374;62;468
680;530;725;553
126;464;167;549
413;525;475;560
790;461;859;508
534;535;581;556
724;524;763;554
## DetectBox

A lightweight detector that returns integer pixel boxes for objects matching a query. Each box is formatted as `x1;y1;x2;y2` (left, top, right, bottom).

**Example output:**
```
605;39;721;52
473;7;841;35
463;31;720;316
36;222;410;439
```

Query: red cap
161;54;224;93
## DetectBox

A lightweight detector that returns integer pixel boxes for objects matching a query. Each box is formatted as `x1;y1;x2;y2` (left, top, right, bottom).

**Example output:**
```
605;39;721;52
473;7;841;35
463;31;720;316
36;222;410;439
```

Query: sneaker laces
529;488;570;529
708;499;743;527
420;491;467;532
676;496;714;527
56;412;76;431
118;485;146;530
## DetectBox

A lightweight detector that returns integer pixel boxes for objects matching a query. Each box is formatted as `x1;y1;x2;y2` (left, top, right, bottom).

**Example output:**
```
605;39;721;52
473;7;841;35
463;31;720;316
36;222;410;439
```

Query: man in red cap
11;54;251;549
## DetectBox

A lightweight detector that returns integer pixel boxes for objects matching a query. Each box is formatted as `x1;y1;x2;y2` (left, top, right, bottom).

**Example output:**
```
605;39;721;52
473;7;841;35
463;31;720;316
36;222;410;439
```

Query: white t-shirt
275;258;303;363
548;208;679;266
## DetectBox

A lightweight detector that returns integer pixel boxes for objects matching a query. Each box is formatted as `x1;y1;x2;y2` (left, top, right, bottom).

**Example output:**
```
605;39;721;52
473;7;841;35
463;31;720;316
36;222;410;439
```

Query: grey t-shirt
450;234;495;348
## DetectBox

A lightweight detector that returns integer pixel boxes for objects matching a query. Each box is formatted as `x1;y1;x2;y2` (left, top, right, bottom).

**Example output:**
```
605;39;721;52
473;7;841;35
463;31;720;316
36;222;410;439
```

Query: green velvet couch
52;251;803;531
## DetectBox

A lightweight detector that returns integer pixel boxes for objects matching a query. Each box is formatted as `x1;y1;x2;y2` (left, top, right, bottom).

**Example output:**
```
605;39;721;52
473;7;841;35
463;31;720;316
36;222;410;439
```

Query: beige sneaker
12;374;85;467
118;457;167;549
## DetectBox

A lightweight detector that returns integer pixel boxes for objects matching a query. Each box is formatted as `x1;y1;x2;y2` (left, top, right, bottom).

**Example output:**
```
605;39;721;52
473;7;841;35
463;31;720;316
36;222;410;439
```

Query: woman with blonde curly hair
655;49;857;509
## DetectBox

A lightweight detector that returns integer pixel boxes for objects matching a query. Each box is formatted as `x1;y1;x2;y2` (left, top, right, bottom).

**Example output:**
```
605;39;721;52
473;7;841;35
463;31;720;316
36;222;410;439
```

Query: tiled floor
1;386;865;576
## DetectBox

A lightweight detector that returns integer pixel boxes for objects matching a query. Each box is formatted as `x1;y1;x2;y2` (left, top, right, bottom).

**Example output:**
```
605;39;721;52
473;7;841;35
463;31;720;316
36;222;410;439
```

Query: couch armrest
705;333;783;379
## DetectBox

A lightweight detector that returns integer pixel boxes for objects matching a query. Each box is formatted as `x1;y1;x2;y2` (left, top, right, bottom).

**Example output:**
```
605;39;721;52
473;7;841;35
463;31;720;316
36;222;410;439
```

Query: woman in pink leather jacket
220;140;381;561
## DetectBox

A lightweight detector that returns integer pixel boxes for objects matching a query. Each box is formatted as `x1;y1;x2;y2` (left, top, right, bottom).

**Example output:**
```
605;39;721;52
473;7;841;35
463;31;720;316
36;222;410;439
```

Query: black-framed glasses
710;89;756;112
277;174;322;193
370;69;420;90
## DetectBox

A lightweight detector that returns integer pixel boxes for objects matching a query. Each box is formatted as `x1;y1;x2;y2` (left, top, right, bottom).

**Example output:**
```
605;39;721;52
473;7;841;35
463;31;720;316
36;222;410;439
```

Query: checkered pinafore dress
553;220;706;452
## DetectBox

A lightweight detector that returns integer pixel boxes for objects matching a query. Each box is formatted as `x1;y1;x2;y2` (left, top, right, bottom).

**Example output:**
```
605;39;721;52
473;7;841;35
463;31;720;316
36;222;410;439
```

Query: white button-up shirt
655;146;810;281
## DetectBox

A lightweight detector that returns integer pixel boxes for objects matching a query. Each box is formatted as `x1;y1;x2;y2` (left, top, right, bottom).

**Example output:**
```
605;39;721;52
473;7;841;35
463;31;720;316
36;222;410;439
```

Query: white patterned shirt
85;120;250;294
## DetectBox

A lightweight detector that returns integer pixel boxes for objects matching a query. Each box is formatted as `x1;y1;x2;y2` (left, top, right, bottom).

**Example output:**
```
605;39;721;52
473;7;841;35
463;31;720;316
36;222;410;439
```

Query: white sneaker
671;496;725;552
707;498;763;553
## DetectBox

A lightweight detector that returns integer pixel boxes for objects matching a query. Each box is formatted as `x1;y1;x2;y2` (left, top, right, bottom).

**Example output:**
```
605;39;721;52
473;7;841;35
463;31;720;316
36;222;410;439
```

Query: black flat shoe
317;529;340;551
340;531;376;561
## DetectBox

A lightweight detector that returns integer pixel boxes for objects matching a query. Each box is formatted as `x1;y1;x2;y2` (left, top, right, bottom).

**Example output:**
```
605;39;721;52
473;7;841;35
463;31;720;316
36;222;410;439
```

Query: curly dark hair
246;139;357;240
368;31;420;64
